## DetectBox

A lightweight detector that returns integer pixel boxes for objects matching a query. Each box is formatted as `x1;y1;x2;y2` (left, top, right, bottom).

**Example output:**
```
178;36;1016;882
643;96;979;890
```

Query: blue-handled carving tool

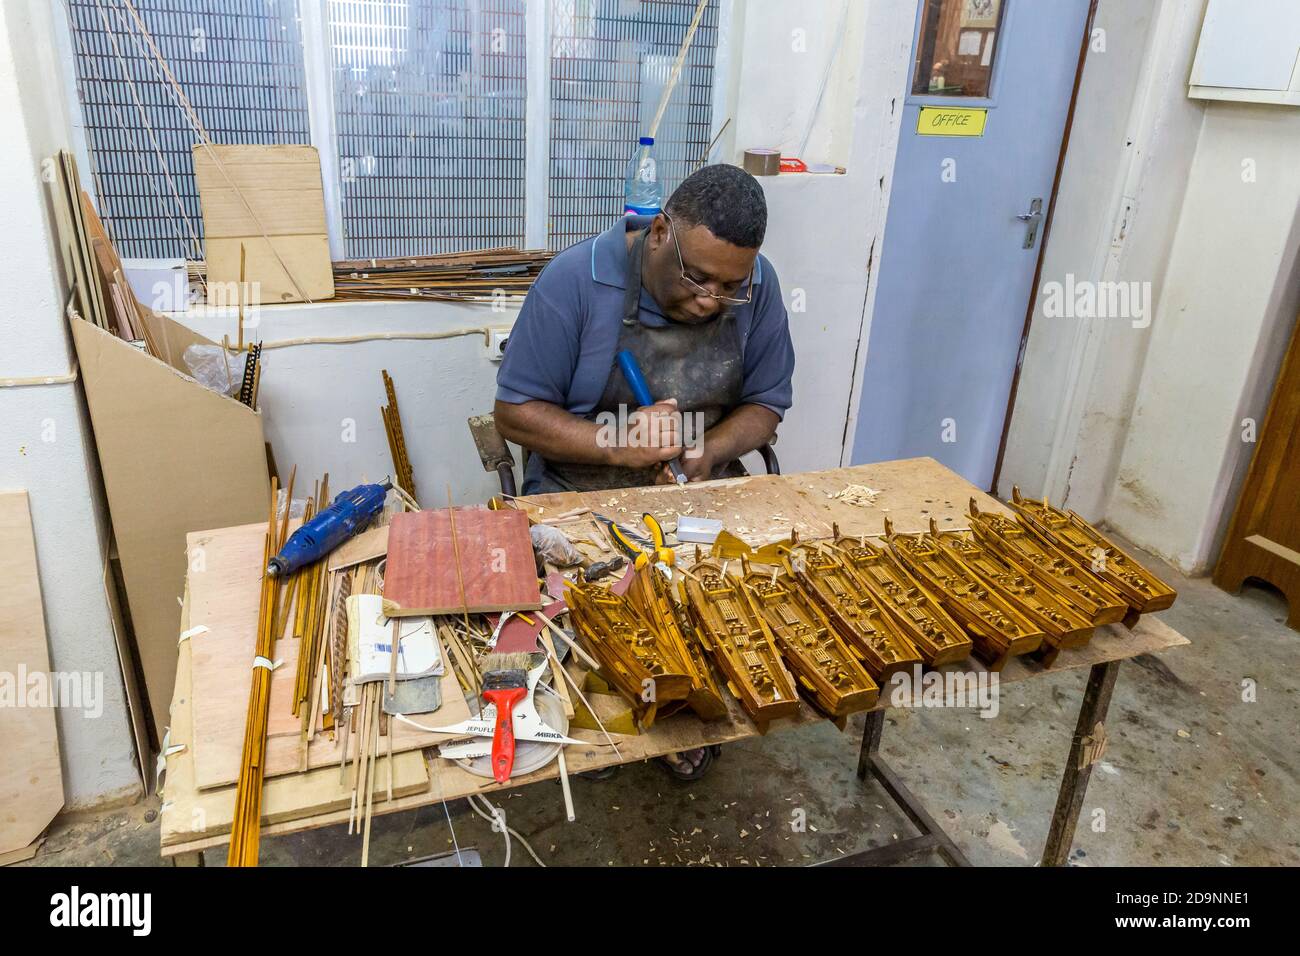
615;348;688;485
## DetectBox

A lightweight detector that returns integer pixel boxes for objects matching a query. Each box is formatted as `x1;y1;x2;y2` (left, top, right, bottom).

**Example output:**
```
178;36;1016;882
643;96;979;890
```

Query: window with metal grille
547;0;719;251
327;0;528;258
64;0;312;260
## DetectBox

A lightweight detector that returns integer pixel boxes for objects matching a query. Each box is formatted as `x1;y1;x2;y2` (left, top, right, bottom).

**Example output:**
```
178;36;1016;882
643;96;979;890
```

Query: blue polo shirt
495;215;795;418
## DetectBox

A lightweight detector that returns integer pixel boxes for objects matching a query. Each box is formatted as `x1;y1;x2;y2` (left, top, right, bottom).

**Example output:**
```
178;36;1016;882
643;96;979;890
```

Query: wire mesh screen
328;0;528;258
64;0;311;260
548;0;719;251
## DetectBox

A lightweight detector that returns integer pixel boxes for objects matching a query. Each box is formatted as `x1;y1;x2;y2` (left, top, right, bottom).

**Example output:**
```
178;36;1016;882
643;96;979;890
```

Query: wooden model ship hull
625;566;728;721
739;564;878;718
680;555;801;731
930;523;1096;658
565;580;691;728
1008;488;1177;618
785;534;921;680
885;521;1044;670
830;525;972;666
966;500;1127;627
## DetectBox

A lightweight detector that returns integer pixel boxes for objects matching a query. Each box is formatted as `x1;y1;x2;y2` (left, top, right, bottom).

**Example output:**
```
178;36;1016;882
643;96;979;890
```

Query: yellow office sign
917;107;988;137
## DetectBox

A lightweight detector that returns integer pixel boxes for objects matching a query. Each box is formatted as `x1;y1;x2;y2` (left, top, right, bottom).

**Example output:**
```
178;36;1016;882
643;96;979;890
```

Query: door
850;0;1091;489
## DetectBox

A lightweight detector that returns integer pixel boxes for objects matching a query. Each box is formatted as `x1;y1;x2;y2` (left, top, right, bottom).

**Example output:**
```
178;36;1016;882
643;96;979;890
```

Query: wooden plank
192;144;333;304
159;590;429;848
186;521;471;791
327;524;388;572
384;508;541;616
0;492;64;856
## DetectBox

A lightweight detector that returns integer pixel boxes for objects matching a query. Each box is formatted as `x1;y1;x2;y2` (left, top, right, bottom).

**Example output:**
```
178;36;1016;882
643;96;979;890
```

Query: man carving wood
495;164;795;495
494;164;795;777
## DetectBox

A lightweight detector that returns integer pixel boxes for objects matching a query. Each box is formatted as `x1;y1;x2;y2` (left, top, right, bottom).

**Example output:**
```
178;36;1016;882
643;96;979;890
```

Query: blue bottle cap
639;136;655;146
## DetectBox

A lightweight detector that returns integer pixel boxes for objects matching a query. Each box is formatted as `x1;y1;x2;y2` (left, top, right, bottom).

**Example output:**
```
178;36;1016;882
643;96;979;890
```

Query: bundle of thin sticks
227;469;293;867
188;246;553;303
329;247;553;302
50;150;161;357
380;371;417;502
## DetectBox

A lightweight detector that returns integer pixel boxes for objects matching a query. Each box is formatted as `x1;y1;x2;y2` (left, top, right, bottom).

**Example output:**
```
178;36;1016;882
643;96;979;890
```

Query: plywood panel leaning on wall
193;144;334;304
0;491;64;859
69;311;271;741
1214;312;1300;630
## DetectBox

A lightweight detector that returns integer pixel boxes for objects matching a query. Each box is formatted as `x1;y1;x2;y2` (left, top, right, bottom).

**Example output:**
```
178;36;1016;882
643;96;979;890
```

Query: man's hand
616;398;684;470
653;403;781;485
657;445;713;484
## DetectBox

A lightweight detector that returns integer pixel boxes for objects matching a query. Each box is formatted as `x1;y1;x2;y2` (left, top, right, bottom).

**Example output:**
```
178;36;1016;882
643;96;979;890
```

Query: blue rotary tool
267;478;392;577
616;349;688;485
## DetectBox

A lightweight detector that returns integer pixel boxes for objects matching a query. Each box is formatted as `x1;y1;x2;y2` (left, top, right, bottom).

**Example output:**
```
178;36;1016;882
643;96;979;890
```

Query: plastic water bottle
623;136;663;217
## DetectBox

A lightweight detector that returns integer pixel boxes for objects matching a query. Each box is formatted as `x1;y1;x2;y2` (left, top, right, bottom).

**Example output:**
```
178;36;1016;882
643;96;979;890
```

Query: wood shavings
828;484;880;506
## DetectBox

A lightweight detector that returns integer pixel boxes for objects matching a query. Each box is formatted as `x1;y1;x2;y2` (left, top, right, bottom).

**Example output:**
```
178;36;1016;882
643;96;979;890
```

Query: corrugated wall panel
328;0;528;258
66;0;311;260
548;0;717;250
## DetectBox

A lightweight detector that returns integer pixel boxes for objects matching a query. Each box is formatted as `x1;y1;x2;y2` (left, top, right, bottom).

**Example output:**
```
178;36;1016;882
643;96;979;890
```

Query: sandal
658;745;722;781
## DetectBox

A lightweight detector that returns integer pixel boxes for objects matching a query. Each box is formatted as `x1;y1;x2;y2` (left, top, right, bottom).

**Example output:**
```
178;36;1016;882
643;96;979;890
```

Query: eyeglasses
662;213;754;306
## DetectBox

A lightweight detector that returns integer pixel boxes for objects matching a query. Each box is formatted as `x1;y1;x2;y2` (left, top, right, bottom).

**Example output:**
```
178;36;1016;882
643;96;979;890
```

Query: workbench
159;458;1188;866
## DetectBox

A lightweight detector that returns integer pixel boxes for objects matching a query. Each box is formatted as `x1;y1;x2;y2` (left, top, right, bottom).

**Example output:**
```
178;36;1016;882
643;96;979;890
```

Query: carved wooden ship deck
784;531;921;680
885;519;1044;670
928;519;1096;658
565;579;692;729
829;524;972;666
624;565;728;721
680;552;800;731
738;560;878;718
966;500;1127;627
1008;487;1177;618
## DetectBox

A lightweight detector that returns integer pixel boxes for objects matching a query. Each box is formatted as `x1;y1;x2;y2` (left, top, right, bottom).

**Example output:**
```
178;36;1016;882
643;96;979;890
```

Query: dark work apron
531;230;746;493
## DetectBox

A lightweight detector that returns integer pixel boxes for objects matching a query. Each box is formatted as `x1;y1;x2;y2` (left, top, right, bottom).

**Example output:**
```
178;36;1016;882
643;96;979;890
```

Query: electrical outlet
486;329;510;362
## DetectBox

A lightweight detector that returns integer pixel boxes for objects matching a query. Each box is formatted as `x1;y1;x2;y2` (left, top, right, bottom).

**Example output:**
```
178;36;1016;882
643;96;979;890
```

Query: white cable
469;793;546;868
466;793;510;867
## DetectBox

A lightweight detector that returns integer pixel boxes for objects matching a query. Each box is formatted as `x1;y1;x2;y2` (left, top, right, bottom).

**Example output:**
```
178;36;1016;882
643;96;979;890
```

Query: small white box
676;515;724;544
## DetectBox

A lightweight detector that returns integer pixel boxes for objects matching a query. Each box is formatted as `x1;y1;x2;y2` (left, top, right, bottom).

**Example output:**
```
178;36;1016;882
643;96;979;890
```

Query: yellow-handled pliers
607;513;676;577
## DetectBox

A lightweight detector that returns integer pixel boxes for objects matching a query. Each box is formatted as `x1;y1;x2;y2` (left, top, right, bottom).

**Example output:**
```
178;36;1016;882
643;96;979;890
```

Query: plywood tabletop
160;458;1189;858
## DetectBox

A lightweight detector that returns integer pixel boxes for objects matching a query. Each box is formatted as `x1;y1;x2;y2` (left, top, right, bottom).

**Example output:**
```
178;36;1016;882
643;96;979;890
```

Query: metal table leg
821;710;972;866
1040;659;1120;866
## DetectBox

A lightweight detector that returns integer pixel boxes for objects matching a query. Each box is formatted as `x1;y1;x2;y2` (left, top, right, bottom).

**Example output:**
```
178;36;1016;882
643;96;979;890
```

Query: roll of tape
743;147;781;176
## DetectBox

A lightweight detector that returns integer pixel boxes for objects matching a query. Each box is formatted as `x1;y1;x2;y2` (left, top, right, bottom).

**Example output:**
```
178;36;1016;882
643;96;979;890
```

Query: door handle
1017;198;1043;249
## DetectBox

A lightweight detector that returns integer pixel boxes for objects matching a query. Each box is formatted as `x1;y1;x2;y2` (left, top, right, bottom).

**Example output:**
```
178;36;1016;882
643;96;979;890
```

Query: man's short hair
665;164;767;249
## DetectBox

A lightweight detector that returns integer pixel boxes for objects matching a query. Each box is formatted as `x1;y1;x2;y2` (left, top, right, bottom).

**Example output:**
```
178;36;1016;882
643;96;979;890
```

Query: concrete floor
19;542;1299;867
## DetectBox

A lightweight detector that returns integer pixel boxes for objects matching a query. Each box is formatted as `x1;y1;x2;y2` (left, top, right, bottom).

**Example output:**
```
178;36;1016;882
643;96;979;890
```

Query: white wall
722;0;915;472
999;0;1208;518
0;0;142;807
171;300;519;505
998;0;1300;574
1108;103;1300;570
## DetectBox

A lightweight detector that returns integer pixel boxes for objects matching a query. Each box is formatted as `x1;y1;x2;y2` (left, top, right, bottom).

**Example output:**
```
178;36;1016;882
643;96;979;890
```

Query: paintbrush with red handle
479;651;535;783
